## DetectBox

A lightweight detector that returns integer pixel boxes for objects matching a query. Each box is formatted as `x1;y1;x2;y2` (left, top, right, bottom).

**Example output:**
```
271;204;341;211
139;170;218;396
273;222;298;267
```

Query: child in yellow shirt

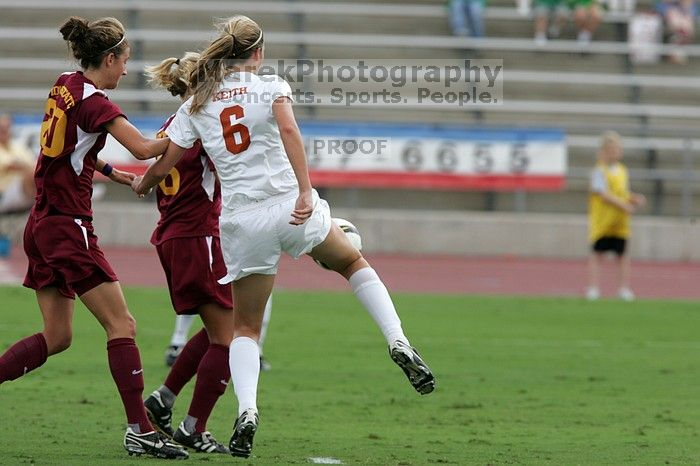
587;131;646;301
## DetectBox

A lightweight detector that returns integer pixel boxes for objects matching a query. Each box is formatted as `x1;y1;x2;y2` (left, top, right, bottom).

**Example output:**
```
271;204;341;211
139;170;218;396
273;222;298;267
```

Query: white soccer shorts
218;189;332;283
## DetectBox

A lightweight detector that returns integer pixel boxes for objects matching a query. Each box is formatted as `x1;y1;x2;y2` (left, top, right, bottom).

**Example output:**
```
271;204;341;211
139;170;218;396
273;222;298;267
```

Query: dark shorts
592;236;627;256
23;214;118;299
156;236;233;314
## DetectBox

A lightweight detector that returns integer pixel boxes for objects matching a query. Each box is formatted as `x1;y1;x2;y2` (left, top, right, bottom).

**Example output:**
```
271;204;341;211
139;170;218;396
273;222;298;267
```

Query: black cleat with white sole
123;427;189;459
389;340;435;395
173;423;230;454
144;391;174;438
229;409;258;458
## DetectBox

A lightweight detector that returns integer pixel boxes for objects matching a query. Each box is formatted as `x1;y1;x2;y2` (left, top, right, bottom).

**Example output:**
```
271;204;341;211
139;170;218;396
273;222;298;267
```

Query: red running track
2;246;700;300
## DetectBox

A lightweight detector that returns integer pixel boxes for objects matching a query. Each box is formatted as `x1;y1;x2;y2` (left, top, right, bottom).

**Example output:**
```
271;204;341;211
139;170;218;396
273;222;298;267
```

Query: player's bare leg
587;253;602;301
81;281;188;459
37;288;74;355
309;222;366;279
617;254;634;301
228;273;275;458
169;304;233;454
310;225;435;395
0;288;71;384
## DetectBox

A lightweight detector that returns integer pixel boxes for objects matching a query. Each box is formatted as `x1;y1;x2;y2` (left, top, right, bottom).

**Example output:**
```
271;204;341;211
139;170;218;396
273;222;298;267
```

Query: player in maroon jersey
0;16;187;460
139;53;232;454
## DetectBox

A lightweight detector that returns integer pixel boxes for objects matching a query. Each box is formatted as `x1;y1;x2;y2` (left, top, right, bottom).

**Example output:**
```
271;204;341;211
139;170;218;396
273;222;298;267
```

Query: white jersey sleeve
264;75;293;107
590;167;608;194
165;101;198;149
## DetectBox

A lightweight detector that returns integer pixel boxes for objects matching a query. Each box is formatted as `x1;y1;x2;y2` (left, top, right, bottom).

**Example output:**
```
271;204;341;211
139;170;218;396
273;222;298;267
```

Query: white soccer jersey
166;72;297;211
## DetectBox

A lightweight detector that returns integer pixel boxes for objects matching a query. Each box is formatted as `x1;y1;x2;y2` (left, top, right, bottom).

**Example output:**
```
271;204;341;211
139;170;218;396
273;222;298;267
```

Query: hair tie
241;30;263;53
100;35;126;55
229;33;237;57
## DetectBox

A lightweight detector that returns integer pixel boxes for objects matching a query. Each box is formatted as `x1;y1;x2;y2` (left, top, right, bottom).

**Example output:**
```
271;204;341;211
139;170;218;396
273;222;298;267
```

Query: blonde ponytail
188;15;263;114
145;52;200;97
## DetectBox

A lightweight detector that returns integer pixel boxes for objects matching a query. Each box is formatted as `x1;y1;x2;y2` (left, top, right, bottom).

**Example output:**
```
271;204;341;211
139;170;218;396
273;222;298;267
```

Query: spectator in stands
533;0;569;45
0;114;36;213
571;0;603;46
448;0;486;38
656;0;698;64
587;131;646;302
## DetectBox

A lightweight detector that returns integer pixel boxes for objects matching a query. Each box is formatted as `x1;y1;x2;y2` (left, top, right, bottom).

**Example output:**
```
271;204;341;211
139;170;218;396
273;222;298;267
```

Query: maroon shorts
23;214;118;299
156;236;233;314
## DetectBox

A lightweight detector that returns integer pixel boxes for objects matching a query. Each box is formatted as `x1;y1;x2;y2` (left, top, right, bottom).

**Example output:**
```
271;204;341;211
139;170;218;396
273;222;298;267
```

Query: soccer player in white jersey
132;15;435;459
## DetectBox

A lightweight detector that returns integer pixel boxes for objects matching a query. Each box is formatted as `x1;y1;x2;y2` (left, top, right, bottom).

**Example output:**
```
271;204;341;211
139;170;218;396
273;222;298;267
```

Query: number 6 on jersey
219;105;251;155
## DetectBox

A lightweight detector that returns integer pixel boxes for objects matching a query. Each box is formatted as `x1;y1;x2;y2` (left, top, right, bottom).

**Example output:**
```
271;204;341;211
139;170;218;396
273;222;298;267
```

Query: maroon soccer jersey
33;71;125;220
150;115;222;245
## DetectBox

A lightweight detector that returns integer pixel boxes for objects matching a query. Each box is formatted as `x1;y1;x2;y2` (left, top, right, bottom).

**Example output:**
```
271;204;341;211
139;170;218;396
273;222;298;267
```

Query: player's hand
290;190;313;225
622;202;636;214
109;168;137;186
131;175;151;198
630;193;647;208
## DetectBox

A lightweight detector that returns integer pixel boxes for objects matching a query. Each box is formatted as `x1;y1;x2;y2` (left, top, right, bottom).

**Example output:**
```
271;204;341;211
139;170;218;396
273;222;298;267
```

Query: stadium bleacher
1;0;699;221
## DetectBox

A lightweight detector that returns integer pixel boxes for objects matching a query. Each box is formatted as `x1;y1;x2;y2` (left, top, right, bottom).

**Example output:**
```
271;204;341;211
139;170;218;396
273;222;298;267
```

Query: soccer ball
315;218;362;270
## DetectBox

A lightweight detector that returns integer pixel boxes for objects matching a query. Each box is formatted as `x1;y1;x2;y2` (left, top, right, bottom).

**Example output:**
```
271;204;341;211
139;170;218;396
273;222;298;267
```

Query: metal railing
1;26;696;56
3;58;700;90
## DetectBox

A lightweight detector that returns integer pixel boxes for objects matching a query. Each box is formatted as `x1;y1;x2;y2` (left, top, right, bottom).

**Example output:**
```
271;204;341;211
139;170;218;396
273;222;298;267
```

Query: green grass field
0;285;699;465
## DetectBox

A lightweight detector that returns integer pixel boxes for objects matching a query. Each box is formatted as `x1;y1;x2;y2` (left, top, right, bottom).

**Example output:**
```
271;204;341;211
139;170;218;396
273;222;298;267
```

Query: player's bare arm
95;158;136;186
598;191;635;213
105;116;169;160
132;140;186;195
272;96;313;225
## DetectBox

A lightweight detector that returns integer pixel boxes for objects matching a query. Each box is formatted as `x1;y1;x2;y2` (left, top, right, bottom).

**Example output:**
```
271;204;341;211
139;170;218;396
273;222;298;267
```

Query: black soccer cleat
123;427;189;459
144;391;174;438
389;340;435;395
165;345;183;367
172;423;230;454
229;409;259;458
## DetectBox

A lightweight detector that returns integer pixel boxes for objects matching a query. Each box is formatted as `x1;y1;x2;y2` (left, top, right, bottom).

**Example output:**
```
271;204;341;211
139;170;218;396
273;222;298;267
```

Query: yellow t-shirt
588;161;630;243
0;141;35;191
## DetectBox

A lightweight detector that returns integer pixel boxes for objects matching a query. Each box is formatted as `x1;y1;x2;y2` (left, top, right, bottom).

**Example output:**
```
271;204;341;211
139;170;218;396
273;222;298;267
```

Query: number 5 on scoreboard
219;105;251;155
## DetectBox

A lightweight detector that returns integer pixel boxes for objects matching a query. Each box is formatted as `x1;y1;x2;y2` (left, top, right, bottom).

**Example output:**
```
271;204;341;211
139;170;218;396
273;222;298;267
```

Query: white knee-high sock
258;296;273;353
349;267;408;346
170;314;196;346
229;336;260;416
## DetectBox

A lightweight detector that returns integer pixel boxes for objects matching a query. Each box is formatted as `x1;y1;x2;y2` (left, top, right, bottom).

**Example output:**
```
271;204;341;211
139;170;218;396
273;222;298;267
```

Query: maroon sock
107;337;152;432
189;344;230;432
164;328;209;395
0;333;48;384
